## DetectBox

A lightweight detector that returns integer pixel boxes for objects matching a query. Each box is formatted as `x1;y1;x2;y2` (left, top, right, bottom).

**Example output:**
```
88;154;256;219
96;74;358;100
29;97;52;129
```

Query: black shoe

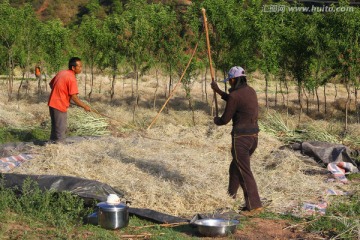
238;206;248;212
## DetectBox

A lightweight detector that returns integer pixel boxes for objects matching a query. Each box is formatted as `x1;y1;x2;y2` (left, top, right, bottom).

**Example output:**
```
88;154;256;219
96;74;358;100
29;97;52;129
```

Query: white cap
223;66;246;82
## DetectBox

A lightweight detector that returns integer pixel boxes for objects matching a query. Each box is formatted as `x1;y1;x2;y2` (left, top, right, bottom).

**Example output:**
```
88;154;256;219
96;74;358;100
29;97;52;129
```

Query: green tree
120;0;169;123
147;3;183;108
196;0;242;75
77;14;105;100
13;4;43;98
279;6;315;123
102;13;126;101
39;20;70;76
256;3;282;110
307;12;335;115
121;0;155;100
0;2;25;100
332;8;360;130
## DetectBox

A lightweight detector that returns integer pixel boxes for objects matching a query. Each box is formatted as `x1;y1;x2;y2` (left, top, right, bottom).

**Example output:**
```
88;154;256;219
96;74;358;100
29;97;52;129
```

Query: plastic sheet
290;141;359;169
0;173;123;203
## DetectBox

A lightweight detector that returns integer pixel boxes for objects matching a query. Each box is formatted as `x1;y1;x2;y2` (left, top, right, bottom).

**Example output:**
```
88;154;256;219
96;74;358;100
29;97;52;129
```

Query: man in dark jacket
211;66;262;214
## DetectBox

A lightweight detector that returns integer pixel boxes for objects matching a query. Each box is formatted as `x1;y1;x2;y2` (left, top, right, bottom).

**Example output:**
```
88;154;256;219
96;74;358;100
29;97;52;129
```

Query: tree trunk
185;85;195;126
324;85;327;115
285;77;289;125
203;67;208;103
88;62;94;101
132;63;139;121
224;70;228;93
345;83;351;131
275;76;278;107
44;73;48;92
132;94;139;122
315;87;320;113
265;71;269;110
354;86;360;124
302;86;309;114
37;73;42;96
135;63;139;105
167;64;172;98
297;80;303;124
355;87;359;124
110;73;116;101
7;50;14;101
153;68;159;109
17;72;25;100
280;74;285;106
84;65;87;97
98;77;103;94
190;98;195;126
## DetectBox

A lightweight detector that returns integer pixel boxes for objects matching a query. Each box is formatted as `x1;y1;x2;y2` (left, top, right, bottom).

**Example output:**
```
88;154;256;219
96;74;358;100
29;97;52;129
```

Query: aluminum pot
194;218;239;237
97;202;129;230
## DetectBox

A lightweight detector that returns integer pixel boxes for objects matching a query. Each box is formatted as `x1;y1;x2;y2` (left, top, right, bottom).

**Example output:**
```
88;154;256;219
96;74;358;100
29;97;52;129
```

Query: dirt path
233;217;322;240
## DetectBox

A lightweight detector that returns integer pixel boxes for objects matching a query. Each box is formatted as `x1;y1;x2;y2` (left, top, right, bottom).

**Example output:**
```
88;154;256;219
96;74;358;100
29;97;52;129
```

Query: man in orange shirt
35;66;41;78
48;57;91;143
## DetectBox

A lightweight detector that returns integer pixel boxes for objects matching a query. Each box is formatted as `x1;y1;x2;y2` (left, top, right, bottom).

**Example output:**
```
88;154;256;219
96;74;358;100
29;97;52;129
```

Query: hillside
9;0;192;25
11;0;360;27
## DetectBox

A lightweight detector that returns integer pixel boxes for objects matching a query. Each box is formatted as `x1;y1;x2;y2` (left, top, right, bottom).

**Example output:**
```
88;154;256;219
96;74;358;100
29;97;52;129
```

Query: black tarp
290;141;359;169
0;173;124;203
1;173;191;224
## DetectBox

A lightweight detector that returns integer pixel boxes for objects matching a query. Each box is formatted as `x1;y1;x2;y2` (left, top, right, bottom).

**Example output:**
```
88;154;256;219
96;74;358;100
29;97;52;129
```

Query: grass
259;111;360;148
1;177;357;239
0;110;110;144
305;192;360;239
0;127;49;144
0;177;200;239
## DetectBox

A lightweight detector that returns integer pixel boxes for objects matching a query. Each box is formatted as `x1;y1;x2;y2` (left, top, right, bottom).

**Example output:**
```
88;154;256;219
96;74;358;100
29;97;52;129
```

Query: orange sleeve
68;77;79;96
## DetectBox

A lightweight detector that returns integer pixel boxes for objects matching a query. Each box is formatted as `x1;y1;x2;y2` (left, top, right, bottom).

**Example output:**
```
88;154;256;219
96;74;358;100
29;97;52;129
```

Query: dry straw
12;116;346;218
1;72;355;219
259;110;339;144
68;107;110;136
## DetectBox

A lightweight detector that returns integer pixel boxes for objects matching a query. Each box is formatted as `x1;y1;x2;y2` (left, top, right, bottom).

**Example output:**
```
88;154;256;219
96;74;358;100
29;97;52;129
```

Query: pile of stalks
68;107;110;136
259;111;339;144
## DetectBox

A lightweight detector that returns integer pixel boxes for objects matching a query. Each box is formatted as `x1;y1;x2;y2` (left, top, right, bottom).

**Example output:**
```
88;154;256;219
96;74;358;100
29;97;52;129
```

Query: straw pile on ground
10;112;346;218
1;73;355;218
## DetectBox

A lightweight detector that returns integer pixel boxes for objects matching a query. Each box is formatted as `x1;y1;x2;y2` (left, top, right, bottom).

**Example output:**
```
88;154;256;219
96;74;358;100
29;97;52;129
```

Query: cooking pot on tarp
97;201;129;230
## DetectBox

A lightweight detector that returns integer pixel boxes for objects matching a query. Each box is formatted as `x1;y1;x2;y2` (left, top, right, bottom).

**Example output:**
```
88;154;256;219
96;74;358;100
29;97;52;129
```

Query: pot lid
97;202;128;212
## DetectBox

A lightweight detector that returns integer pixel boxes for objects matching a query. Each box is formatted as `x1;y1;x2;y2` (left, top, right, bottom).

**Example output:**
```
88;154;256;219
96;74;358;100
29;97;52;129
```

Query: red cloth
48;70;79;112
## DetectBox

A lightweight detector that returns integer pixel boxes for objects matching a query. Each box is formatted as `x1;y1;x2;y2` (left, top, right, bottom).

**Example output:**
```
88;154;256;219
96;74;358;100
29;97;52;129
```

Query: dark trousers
228;135;262;210
49;107;67;143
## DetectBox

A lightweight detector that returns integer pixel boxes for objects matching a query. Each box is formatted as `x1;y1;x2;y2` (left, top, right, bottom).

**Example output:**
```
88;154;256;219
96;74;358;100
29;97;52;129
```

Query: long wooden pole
201;8;218;117
147;42;199;130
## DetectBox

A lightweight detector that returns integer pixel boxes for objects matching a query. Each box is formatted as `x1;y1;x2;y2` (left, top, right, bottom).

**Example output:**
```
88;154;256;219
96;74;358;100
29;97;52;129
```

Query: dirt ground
0;70;357;239
233;217;322;240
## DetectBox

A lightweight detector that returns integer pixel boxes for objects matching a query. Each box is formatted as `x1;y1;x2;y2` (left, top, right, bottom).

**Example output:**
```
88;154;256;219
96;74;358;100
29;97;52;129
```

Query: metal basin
194;218;239;237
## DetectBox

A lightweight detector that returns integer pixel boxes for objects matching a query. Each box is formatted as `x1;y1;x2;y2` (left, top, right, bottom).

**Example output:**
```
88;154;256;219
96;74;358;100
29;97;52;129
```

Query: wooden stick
147;42;199;130
120;233;165;238
201;8;219;117
70;102;137;128
132;222;189;229
91;108;137;129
